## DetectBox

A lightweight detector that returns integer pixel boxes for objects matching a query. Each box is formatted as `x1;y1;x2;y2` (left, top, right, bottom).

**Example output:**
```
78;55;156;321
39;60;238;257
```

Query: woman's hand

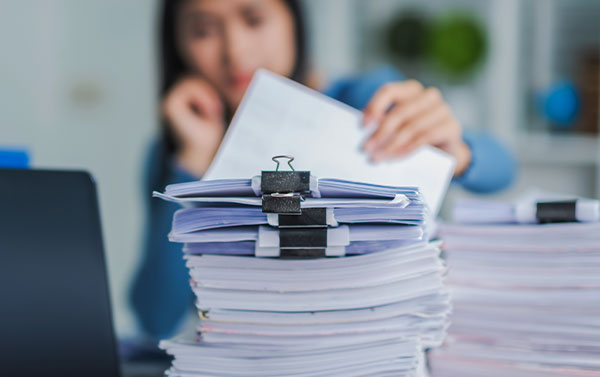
362;80;471;176
162;77;226;177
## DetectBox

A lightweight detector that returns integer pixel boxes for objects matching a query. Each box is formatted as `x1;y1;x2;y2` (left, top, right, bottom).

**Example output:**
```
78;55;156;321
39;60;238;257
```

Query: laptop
0;169;121;377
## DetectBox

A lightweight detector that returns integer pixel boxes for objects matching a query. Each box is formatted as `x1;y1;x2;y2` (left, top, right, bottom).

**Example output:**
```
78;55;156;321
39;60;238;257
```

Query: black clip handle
261;155;310;214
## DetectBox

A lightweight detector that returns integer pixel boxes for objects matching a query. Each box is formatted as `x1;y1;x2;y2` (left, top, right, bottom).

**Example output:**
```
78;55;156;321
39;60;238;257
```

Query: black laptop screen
0;169;120;377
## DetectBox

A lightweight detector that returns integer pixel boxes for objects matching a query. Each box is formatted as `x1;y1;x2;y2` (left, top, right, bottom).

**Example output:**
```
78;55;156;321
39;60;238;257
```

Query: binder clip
536;200;577;223
261;155;310;214
261;155;327;258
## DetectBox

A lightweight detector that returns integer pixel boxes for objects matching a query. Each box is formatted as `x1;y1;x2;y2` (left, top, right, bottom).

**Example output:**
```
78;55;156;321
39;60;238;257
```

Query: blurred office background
1;0;598;338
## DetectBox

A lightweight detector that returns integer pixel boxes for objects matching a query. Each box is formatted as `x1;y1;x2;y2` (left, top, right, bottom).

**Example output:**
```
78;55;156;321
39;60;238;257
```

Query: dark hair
156;0;307;185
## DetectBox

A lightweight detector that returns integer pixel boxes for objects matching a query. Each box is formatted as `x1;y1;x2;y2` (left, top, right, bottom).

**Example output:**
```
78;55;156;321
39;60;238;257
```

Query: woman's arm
129;141;196;340
130;76;226;340
453;130;517;193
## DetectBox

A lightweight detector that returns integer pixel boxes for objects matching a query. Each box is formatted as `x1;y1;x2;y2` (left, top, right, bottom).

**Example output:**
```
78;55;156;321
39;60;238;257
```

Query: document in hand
428;198;600;377
155;173;450;377
203;69;455;216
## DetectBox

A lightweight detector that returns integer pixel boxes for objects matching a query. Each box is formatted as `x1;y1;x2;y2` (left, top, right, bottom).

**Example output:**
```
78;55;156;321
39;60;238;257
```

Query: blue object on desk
0;147;30;168
539;80;580;128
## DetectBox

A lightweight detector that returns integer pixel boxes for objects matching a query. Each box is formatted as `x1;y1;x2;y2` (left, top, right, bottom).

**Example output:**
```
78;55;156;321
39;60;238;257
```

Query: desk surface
121;360;170;377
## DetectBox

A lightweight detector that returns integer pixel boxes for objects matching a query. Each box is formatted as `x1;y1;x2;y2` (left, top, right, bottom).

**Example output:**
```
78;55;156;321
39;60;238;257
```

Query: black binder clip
279;228;327;258
260;155;328;258
261;155;310;214
536;200;577;223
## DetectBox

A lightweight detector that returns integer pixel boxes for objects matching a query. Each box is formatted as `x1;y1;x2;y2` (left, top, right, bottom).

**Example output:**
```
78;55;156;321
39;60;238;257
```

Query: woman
131;0;516;340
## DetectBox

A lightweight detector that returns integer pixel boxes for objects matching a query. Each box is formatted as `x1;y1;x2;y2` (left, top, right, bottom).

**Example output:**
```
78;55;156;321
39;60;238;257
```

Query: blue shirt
130;67;517;340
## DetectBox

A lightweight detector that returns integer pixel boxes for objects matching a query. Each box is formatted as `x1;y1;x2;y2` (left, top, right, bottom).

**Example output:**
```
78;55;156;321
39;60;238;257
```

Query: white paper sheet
204;69;455;216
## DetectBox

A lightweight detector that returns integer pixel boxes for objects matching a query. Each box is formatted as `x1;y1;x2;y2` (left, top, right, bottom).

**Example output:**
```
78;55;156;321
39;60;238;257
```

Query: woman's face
176;0;297;110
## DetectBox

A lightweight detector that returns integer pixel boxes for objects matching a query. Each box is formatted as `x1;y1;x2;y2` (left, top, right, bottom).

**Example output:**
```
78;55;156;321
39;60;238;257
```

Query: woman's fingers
163;77;227;153
406;119;460;155
371;103;452;161
396;118;462;163
362;80;424;125
364;87;443;153
164;78;223;128
422;118;461;148
364;79;469;176
181;78;223;122
162;77;227;177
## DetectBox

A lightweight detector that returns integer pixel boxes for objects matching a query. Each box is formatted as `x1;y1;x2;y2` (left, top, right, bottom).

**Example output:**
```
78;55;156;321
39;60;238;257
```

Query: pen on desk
515;199;600;223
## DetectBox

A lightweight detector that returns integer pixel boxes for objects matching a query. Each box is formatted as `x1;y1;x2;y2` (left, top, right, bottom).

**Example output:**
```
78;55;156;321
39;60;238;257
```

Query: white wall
302;0;359;81
0;0;158;336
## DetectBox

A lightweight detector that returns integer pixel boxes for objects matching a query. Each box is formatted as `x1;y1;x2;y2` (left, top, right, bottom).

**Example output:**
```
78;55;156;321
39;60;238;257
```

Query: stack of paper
157;177;428;257
429;200;600;377
155;176;450;377
153;68;454;376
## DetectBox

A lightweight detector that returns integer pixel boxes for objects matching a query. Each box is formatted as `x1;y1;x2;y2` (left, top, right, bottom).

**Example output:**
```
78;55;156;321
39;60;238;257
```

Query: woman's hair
157;0;307;177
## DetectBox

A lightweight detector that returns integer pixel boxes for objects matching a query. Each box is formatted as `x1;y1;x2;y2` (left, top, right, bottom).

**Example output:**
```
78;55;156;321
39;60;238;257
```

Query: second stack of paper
429;209;600;377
